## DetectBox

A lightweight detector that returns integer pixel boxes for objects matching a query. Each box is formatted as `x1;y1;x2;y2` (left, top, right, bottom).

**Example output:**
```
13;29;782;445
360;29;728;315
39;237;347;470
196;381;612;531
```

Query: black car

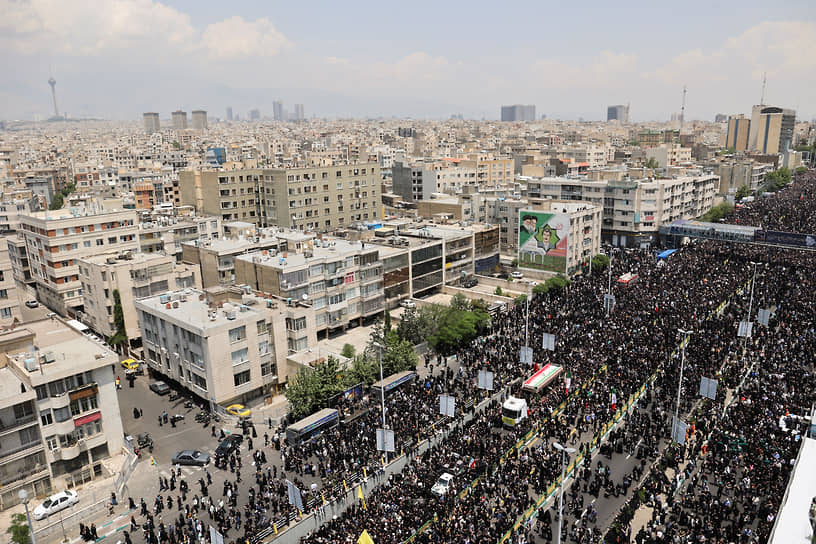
171;450;210;466
215;434;243;458
462;277;478;288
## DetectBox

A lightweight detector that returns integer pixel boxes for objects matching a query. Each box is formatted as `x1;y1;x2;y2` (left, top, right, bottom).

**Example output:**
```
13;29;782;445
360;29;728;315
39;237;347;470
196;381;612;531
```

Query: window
41;410;53;426
233;370;251;387
46;436;58;451
19;426;40;445
258;340;269;355
35;385;48;400
192;373;207;391
228;326;246;343
0;289;7;299
256;320;267;334
53;407;70;422
231;348;249;365
261;362;274;376
0;308;11;319
14;402;33;420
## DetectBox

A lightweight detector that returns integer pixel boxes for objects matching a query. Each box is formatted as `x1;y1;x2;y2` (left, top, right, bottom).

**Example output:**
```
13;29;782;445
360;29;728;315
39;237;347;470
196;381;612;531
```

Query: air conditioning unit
172;301;179;308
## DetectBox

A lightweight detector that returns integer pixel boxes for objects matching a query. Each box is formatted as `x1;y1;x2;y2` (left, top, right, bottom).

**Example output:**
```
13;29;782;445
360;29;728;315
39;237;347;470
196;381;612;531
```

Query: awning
74;411;101;427
656;249;677;260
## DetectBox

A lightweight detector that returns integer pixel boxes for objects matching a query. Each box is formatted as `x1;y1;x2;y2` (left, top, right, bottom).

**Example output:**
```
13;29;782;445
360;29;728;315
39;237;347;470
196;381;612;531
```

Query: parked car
462;277;478;288
431;472;454;498
226;404;251;417
25;300;39;308
510;271;524;279
137;432;154;450
33;490;78;520
149;381;171;395
400;299;416;309
215;434;244;458
171;450;210;466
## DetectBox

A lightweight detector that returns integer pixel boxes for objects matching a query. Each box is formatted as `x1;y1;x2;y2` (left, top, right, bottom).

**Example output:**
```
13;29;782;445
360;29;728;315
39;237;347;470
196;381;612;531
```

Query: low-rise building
0;318;124;509
135;288;314;402
0;238;21;325
78;252;200;348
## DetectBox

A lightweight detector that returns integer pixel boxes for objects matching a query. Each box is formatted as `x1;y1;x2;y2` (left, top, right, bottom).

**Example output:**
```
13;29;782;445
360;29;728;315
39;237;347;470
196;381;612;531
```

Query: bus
521;364;564;393
371;370;417;398
285;408;339;444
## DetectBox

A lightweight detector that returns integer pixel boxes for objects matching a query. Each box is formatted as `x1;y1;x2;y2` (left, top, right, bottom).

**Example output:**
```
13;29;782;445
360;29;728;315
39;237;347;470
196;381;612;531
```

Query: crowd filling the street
107;170;816;544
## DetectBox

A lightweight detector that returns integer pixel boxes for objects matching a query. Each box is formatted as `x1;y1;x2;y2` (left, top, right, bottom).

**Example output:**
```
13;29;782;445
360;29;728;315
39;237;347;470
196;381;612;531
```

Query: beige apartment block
135;288;315;403
19;205;139;316
234;237;385;337
178;162;381;231
0;318;125;508
78;252;200;345
0;238;21;325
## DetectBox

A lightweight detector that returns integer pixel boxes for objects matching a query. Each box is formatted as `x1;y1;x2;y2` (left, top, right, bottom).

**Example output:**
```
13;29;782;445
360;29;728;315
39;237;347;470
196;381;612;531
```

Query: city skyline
0;0;814;121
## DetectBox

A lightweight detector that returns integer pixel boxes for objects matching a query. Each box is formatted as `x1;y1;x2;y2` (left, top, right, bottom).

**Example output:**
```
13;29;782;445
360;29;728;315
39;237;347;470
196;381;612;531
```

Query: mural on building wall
518;210;569;274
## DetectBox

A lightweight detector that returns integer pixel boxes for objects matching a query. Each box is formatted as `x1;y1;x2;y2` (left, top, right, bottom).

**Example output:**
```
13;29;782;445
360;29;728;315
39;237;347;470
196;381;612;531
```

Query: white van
502;396;528;427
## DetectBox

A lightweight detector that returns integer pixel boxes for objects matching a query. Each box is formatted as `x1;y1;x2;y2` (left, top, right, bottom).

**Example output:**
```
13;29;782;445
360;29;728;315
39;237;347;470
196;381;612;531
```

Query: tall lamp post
18;489;37;544
674;329;693;442
373;341;388;464
553;442;576;544
524;282;531;350
606;252;613;317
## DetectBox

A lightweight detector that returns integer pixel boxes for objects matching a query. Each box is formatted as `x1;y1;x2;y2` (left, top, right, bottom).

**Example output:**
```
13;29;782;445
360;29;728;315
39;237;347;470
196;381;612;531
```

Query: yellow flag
273;523;278;535
358;530;374;544
343;479;348;492
363;467;367;479
357;485;367;510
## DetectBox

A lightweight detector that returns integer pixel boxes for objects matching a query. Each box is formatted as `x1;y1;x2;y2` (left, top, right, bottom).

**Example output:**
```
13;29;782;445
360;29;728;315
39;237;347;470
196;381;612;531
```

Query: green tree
450;293;471;312
7;513;31;544
794;166;807;175
699;202;734;222
49;192;64;210
510;258;519;268
644;157;660;169
284;356;346;418
590;254;610;274
514;294;527;305
428;301;491;355
108;289;128;351
494;286;503;296
383;308;391;333
341;343;356;359
763;167;792;192
735;185;751;199
342;354;378;387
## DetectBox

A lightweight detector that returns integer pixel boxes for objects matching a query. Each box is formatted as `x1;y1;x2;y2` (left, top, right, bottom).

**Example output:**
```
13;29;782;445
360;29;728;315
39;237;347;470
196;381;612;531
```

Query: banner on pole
737;321;753;338
477;370;494;391
603;294;616;313
757;309;771;327
376;428;395;452
671;417;687;445
520;346;533;365
699;377;718;400
542;333;556;351
439;394;456;417
286;480;303;510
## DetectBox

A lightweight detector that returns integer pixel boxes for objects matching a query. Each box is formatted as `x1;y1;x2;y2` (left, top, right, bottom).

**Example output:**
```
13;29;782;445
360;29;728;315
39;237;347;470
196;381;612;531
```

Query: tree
428;300;491;355
342;355;378;387
590;254;610;274
794;166;807;175
108;289;128;351
341;343;356;358
284;357;346;418
699;202;734;223
49;192;64;210
644;157;659;169
7;513;31;544
735;185;751;199
514;294;527;305
510;258;519;268
494;286;503;296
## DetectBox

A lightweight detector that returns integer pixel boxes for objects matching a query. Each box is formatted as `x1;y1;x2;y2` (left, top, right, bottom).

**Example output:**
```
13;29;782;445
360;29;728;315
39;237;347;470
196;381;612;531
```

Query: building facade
191;110;208;130
607;105;630;123
501;105;536;122
171;111;188;130
18;206;139;315
726;115;750;151
143;113;160;134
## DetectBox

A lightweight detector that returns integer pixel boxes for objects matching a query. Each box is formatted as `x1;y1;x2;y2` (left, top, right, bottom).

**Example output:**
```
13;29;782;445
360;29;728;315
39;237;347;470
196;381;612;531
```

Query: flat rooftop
0;367;28;401
81;251;172;266
236;238;374;269
135;289;268;331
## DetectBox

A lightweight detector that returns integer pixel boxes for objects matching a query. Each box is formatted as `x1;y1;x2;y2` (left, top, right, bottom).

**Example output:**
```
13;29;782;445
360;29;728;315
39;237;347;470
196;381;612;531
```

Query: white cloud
201;16;291;60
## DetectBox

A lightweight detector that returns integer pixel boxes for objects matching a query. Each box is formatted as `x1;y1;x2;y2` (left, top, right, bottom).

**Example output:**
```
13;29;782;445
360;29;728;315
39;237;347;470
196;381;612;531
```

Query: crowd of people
110;170;815;544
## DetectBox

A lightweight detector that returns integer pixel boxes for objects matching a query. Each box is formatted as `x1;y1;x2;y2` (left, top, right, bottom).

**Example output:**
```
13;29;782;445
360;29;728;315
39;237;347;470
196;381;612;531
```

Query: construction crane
679;85;687;135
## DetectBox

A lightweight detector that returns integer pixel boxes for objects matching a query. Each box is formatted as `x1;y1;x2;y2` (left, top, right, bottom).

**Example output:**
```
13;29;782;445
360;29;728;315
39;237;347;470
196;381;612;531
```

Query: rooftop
135;288;269;331
80;251;173;266
236;238;375;269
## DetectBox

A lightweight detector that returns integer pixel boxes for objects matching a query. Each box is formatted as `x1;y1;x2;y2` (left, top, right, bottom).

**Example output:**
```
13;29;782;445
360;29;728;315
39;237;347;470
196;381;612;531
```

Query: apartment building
78;252;200;346
726;115;750;151
234;237;385;336
137;212;222;260
178;162;381;231
182;230;281;288
18;205;139;315
520;174;719;247
717;161;772;195
0;191;40;233
135;287;314;403
748;105;796;154
392;161;436;202
0;239;20;326
645;144;692;167
0;318;124;509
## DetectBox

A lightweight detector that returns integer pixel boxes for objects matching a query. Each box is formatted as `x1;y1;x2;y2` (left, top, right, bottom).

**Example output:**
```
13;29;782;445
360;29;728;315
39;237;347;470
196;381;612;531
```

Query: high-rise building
171;110;188;130
143;112;160;134
726;115;750;151
272;101;284;121
607;104;630;123
714;113;728;123
191;110;208;130
226;106;233;121
748;105;796;154
249;109;261;121
500;104;536;122
294;104;305;121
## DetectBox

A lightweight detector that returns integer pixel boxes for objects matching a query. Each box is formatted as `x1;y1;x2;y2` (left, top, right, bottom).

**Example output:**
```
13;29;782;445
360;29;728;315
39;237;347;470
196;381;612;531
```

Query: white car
400;299;416;309
33;490;78;520
510;271;524;279
431;472;454;497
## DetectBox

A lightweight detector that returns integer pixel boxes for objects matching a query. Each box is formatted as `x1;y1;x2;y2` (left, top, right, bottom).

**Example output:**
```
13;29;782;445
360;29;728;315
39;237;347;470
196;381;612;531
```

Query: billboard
518;210;569;274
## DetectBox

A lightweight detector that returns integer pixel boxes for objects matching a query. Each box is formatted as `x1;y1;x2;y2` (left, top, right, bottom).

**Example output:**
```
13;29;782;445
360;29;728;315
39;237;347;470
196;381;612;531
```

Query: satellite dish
301;294;309;300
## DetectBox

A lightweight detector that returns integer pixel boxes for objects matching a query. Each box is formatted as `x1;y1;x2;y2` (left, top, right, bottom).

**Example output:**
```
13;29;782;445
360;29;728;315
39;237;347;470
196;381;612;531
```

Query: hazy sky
1;0;815;121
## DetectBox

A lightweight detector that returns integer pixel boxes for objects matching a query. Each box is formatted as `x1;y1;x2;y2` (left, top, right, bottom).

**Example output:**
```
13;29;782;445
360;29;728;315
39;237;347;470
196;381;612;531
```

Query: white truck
502;396;529;427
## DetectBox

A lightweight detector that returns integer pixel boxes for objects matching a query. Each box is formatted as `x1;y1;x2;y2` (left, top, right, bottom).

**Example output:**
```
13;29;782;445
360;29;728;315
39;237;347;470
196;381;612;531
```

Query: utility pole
674;329;692;442
553;442;576;544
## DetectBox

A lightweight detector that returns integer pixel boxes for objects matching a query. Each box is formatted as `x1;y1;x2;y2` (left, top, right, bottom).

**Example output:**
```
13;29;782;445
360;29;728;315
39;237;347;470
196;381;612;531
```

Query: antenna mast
760;72;766;105
679;85;687;135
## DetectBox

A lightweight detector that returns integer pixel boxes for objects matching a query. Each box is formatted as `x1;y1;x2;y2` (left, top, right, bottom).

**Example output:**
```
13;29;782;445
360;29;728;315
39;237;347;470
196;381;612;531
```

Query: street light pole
553;442;576;544
18;489;37;544
747;262;759;325
524;282;530;350
375;342;387;464
674;329;692;442
606;253;613;317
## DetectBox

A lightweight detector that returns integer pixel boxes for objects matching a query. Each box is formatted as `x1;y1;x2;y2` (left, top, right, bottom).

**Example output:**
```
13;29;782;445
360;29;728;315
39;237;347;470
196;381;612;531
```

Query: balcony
0;440;45;463
0;464;49;487
0;415;38;437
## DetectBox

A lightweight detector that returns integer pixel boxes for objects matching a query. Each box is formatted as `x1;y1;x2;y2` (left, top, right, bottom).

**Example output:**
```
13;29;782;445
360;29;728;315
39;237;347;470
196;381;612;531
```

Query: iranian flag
565;372;572;396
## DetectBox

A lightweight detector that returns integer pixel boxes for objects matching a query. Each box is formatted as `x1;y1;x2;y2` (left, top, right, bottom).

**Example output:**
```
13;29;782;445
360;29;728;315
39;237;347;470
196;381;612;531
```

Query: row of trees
699;201;734;223
48;182;76;210
763;166;793;193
